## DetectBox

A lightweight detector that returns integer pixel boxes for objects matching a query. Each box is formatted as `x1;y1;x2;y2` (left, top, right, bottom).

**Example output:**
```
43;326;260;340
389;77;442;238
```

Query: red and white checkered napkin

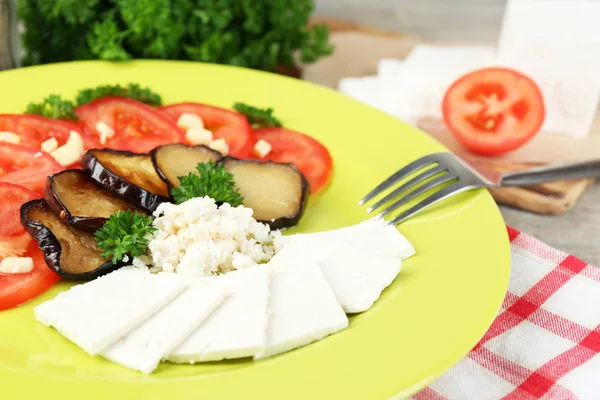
413;227;600;400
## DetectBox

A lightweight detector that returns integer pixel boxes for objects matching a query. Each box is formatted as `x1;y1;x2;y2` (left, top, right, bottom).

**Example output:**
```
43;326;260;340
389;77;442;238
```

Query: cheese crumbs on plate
133;196;280;277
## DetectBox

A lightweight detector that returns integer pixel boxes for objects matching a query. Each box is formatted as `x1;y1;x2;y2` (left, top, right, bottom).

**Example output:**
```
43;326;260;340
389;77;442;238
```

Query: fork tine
366;165;446;213
358;154;439;206
388;182;466;225
375;174;457;219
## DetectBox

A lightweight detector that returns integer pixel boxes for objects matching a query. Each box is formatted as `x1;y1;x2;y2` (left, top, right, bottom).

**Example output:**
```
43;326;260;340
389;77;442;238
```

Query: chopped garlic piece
40;137;59;153
96;121;115;145
253;139;272;158
0;131;21;144
0;232;31;259
0;257;34;274
185;128;213;146
177;113;205;131
51;131;85;166
208;138;229;155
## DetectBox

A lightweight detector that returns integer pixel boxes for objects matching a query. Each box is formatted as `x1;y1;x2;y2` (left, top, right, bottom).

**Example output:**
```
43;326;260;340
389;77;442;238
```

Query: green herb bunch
171;161;243;206
95;210;156;263
17;0;333;72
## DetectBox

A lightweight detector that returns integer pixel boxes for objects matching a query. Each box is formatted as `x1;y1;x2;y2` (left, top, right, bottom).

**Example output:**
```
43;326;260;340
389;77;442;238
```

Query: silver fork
359;152;600;225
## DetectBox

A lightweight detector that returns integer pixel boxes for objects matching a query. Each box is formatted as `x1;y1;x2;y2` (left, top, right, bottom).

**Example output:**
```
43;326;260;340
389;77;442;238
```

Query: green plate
0;61;510;399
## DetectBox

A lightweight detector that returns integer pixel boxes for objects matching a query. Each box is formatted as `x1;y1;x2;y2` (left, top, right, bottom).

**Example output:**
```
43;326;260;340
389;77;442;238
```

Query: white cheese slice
318;242;401;313
34;267;186;355
254;238;348;360
103;278;227;374
169;265;271;363
277;218;415;262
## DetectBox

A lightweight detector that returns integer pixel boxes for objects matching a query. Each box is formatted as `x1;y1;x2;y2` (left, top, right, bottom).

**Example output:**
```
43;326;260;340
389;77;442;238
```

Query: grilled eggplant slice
81;149;169;212
45;169;145;232
222;157;309;229
151;143;222;190
20;200;120;280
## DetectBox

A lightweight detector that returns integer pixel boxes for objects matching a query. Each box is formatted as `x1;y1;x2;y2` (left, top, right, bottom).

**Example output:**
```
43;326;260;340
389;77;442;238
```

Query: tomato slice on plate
160;103;255;158
75;97;184;153
442;67;545;156
0;143;63;194
254;128;333;193
0;183;39;237
0;183;58;310
0;114;99;149
0;236;60;310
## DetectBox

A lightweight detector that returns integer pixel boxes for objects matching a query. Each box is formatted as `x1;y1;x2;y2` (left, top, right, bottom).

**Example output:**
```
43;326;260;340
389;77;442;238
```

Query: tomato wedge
0;183;39;237
0;237;60;310
75;97;184;153
160;103;255;158
442;68;545;156
254;128;333;193
0;143;63;194
0;114;99;149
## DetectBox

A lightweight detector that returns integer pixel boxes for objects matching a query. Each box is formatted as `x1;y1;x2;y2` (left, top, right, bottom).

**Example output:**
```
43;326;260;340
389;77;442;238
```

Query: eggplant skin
81;149;169;213
220;157;310;230
44;170;110;232
20;200;122;280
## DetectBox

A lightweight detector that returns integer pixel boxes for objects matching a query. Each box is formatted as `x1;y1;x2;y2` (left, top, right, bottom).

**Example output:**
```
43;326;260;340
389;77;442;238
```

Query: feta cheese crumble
135;196;280;277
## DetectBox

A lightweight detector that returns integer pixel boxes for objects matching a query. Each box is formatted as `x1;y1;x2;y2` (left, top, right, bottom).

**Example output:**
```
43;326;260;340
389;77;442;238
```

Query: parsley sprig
25;95;78;120
171;161;243;206
234;102;282;128
76;83;163;106
95;210;156;263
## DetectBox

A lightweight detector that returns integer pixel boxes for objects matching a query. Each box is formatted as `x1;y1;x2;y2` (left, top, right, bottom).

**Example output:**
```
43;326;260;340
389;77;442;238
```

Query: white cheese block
34;267;186;356
277;218;415;263
318;242;401;313
103;278;227;374
254;239;348;359
497;0;600;139
394;44;495;120
377;58;404;82
169;266;271;363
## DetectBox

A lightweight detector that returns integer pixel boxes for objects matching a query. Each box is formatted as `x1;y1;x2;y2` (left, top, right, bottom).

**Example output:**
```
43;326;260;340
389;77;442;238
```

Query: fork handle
500;160;600;186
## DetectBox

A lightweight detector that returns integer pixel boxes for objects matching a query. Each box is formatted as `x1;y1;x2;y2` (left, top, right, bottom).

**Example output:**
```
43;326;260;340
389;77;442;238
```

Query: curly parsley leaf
76;83;163;106
234;102;282;128
17;0;333;72
171;161;243;206
95;210;156;263
25;95;78;120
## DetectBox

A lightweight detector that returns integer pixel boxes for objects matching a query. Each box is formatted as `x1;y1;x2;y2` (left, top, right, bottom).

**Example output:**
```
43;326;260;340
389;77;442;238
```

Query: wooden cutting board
301;18;597;215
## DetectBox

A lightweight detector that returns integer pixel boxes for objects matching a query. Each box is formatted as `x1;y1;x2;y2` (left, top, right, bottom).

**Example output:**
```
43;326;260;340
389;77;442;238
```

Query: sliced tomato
0;114;99;149
0;237;60;310
0;143;63;194
0;183;39;237
442;67;545;156
254;128;333;193
160;103;255;158
75;97;184;153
